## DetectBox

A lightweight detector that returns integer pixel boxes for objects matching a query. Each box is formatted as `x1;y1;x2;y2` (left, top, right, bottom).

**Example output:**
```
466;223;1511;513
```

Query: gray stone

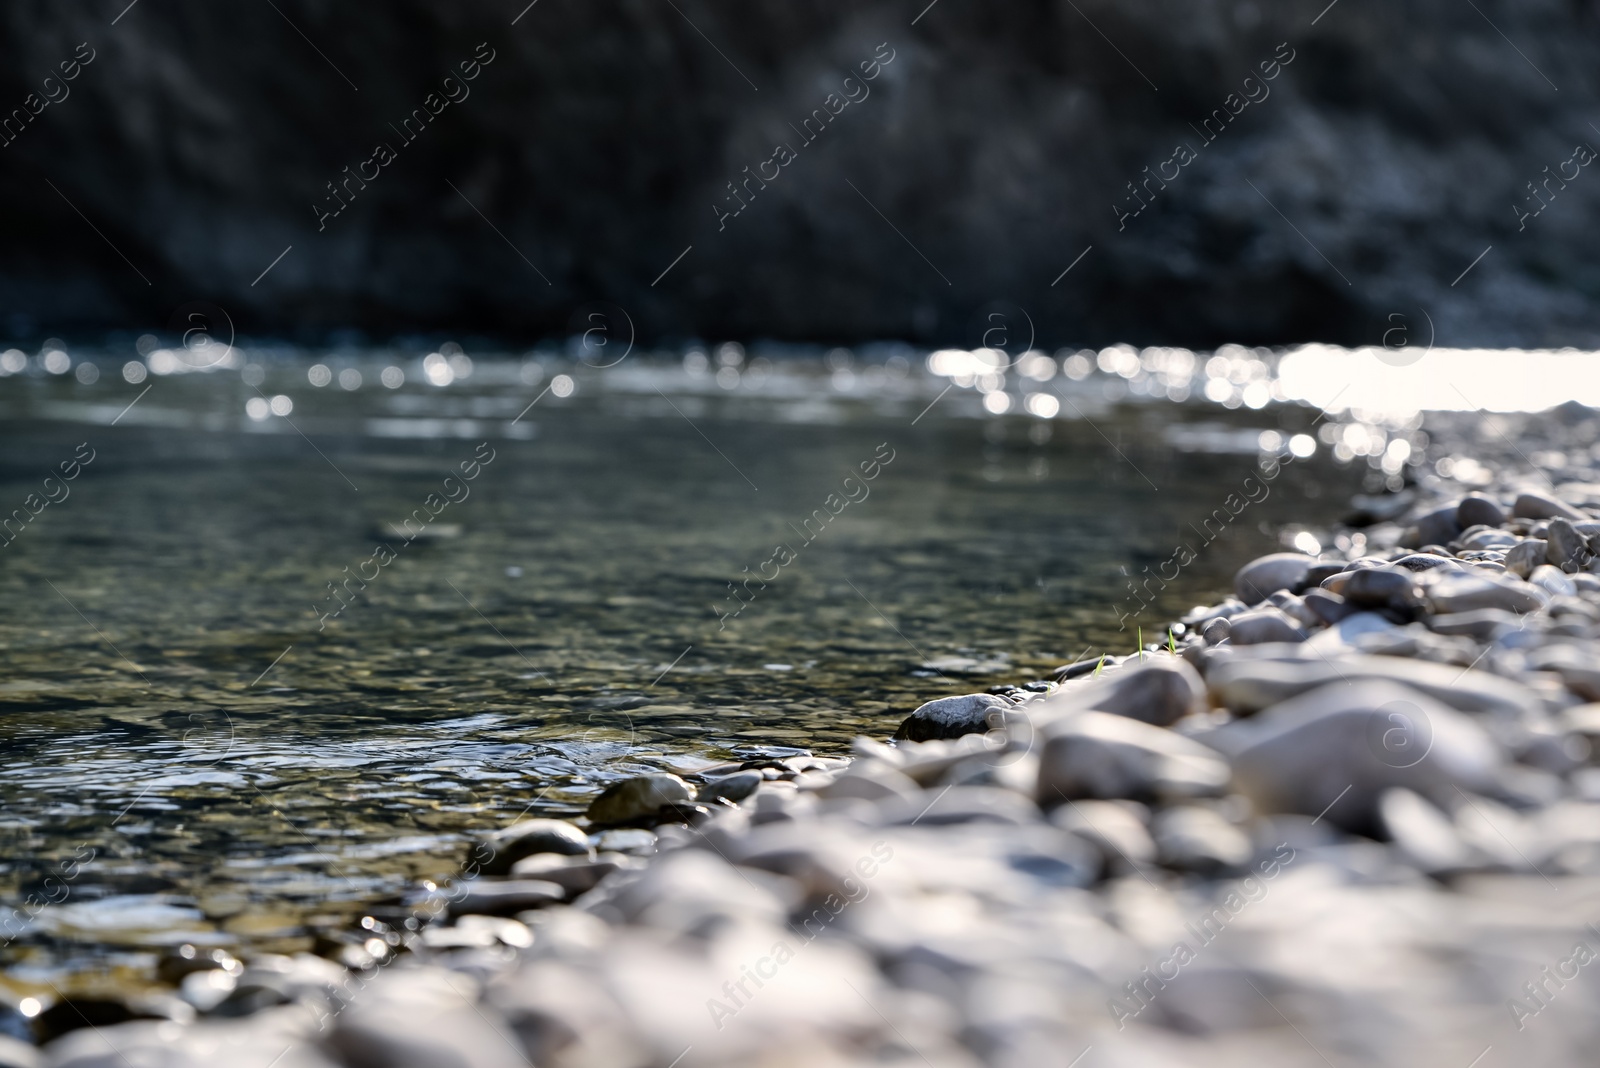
1234;552;1314;605
1457;493;1507;529
1226;608;1307;645
1378;788;1472;875
477;818;592;876
1504;538;1549;579
1151;805;1252;875
894;692;1012;742
1457;528;1519;551
1302;588;1355;625
1390;553;1465;574
697;770;762;806
1035;710;1231;804
1410;504;1463;548
1514;491;1587;521
1342;566;1422;610
1202;616;1232;644
1205;652;1538;721
1427;608;1522;640
451;878;566;915
509;855;639;895
1051;657;1208;727
1425;574;1549;615
1211;680;1504;832
1530;564;1579;597
328;967;526;1068
1049;799;1156;872
877;784;1040;826
815;761;922;803
1546;518;1589;571
585;774;695;825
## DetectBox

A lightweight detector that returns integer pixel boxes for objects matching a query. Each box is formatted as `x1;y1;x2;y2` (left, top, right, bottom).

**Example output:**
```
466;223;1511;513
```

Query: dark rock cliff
1;0;1597;347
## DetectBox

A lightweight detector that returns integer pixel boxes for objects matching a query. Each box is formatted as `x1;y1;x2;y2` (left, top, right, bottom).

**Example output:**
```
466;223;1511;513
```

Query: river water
0;342;1364;1000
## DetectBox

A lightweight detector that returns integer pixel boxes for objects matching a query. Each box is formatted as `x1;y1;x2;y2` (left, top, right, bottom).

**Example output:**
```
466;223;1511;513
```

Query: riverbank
14;402;1600;1067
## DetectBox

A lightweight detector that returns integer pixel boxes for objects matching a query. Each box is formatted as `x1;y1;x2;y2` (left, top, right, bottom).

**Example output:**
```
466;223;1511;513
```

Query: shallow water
0;347;1360;998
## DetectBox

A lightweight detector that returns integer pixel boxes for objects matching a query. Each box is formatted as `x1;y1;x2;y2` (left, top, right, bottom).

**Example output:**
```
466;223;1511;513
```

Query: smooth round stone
698;770;763;806
1202;616;1232;644
1427;608;1520;641
1514;491;1587;521
586;774;695;825
1226;608;1306;645
1302;588;1354;625
1342;567;1422;609
1426;574;1549;616
1457;528;1519;551
894;692;1012;742
1503;539;1548;579
478;818;592;875
1214;679;1503;833
1151;805;1252;875
1530;565;1579;597
1235;552;1314;605
1035;710;1231;804
1070;657;1208;727
1378;788;1471;875
1049;799;1156;871
1390;554;1463;574
450;878;565;915
1410;504;1462;549
1546;518;1588;572
1457;494;1507;530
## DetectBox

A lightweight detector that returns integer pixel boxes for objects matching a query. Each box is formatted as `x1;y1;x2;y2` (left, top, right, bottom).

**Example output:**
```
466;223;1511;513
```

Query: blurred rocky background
1;0;1597;347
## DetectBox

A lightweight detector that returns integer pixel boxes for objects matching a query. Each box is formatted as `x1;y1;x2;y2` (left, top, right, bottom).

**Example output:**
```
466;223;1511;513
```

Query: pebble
1035;710;1231;804
477;818;592;876
1224;608;1306;645
1051;657;1207;727
814;761;921;803
893;692;1012;742
1341;566;1422;610
1503;538;1548;578
1234;552;1313;605
1546;518;1589;571
1530;564;1579;597
1302;588;1355;625
1409;503;1462;548
696;770;763;805
1427;608;1521;640
1378;788;1472;875
1425;574;1549;616
1049;799;1156;873
1514;490;1588;521
1456;493;1506;529
450;878;565;916
585;774;695;826
1150;805;1252;874
1214;679;1503;832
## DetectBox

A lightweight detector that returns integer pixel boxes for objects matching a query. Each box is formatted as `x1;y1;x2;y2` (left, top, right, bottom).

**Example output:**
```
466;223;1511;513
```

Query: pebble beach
10;400;1600;1067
